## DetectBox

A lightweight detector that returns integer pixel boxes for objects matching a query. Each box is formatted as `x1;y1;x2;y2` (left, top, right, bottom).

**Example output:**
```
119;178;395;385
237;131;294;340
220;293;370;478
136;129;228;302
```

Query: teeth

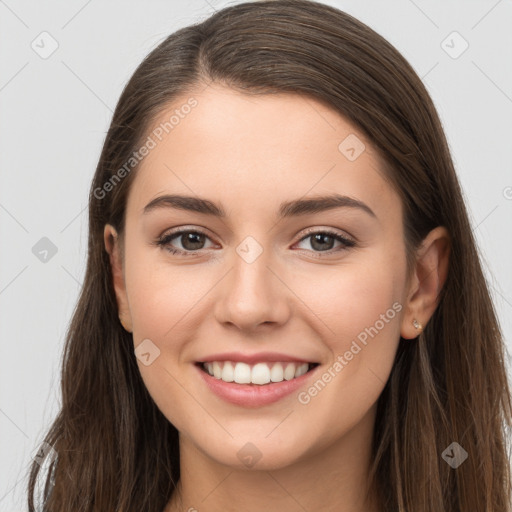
202;361;311;385
252;363;271;385
212;361;222;379
234;362;252;384
270;363;284;382
295;363;308;377
284;363;296;381
221;361;234;382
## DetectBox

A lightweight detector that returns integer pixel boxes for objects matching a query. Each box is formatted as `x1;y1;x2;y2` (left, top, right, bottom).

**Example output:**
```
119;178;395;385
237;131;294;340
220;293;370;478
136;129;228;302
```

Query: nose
214;248;291;332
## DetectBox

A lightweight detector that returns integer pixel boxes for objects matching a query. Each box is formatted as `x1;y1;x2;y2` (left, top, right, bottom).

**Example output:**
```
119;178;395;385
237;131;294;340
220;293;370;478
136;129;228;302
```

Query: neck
165;405;380;512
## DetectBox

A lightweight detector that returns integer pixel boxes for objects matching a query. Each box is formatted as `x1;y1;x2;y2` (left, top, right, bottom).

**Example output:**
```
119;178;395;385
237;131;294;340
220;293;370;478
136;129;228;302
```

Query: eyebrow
143;193;376;219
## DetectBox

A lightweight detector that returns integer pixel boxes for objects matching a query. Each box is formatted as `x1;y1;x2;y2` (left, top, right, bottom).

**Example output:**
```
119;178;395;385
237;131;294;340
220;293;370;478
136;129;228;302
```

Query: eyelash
156;227;356;257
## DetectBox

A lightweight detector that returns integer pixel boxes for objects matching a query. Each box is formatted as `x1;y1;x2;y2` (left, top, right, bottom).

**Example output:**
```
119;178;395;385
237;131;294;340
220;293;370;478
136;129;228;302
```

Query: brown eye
157;229;215;255
296;230;355;254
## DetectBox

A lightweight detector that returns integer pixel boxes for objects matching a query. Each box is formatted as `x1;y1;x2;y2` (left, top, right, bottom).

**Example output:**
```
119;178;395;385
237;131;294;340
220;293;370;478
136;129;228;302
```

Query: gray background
1;0;511;509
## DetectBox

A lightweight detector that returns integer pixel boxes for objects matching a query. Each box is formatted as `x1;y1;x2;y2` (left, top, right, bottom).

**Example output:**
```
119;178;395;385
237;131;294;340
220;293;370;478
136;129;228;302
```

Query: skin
104;84;450;512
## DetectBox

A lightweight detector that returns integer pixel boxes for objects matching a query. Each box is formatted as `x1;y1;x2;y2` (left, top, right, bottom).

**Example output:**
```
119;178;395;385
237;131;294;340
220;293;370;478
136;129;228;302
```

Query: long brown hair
27;1;512;510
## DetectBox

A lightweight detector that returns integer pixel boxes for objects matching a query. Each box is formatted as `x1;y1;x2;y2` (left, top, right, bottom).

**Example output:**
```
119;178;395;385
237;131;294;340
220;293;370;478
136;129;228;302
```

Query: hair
27;0;512;510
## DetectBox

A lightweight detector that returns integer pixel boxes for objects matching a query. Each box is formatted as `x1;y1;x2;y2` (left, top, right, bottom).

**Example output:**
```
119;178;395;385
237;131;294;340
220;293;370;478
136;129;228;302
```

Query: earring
412;318;423;331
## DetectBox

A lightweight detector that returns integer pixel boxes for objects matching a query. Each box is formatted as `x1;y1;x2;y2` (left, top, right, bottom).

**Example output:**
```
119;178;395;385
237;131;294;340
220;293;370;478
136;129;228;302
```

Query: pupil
311;233;334;251
182;233;204;250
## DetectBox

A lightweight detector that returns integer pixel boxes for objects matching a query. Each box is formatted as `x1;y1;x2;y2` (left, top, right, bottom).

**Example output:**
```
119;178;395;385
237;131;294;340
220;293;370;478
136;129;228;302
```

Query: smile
195;360;321;408
199;361;319;385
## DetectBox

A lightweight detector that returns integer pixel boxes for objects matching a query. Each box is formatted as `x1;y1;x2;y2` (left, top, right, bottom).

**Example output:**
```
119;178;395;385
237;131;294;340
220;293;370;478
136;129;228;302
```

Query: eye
294;229;356;255
156;229;215;256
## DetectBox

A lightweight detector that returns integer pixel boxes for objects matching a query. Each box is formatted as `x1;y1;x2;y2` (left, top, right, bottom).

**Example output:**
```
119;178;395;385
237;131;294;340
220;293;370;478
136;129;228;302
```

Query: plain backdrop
1;0;511;510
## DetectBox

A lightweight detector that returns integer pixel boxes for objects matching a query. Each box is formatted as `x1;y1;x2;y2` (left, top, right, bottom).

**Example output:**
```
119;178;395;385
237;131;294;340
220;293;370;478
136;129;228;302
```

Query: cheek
291;261;405;445
124;244;210;341
123;248;210;428
299;247;406;351
293;244;407;422
325;271;402;354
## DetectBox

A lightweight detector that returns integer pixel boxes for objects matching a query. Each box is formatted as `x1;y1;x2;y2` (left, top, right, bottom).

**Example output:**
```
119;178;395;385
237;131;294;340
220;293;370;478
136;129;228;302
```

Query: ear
104;224;133;333
400;226;450;339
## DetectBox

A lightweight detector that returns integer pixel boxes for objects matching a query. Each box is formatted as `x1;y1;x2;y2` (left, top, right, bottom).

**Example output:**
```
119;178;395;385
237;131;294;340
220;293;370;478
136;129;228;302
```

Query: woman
27;1;512;510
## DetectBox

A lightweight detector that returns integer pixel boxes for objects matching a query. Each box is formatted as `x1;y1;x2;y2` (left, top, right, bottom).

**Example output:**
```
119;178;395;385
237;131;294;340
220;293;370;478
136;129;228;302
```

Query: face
108;84;413;470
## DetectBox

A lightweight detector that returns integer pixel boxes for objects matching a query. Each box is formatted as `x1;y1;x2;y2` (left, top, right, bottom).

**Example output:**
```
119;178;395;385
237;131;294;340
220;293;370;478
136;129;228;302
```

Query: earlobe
103;224;133;333
400;226;450;340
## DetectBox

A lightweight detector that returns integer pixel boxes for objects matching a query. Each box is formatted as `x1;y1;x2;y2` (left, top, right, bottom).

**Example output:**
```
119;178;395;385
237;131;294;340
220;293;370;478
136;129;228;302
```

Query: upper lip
197;351;318;365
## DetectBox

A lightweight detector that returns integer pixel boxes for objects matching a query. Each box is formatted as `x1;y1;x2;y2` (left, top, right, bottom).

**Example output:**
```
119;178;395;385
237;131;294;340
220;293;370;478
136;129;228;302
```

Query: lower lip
196;363;319;408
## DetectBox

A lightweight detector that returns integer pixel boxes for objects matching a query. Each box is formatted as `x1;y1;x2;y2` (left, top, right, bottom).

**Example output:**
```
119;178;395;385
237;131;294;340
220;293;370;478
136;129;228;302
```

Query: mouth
196;361;320;386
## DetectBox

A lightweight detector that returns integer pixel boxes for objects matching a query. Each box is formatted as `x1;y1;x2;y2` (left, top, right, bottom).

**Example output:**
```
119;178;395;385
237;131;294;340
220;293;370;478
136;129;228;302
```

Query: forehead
126;84;398;221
